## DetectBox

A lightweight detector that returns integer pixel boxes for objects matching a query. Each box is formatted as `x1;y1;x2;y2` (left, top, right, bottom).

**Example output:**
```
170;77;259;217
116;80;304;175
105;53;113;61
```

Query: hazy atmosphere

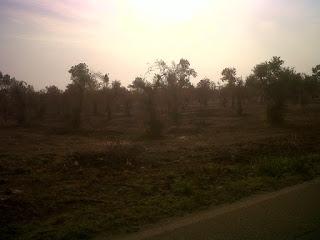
1;0;320;89
1;1;320;240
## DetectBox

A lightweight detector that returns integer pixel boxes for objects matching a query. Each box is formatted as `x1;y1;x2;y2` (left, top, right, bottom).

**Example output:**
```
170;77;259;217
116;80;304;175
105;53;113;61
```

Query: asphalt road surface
109;178;320;240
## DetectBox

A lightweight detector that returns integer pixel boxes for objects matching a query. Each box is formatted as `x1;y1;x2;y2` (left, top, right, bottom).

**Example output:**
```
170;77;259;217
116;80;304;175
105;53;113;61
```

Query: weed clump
257;154;320;178
171;179;195;196
69;143;144;169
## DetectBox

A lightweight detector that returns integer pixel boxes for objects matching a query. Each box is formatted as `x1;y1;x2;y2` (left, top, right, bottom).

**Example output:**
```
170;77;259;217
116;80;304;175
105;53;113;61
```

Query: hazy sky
0;0;319;89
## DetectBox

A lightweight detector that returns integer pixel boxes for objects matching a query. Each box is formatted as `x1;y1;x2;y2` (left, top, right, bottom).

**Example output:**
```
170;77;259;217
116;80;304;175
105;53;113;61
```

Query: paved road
111;179;320;240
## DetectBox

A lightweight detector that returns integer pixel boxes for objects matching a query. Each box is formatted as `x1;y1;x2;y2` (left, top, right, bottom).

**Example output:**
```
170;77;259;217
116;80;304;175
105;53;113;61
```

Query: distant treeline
0;57;319;136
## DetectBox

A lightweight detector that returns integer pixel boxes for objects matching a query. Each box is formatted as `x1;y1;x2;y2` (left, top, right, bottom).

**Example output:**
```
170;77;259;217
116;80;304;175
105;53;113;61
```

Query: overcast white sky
0;0;319;89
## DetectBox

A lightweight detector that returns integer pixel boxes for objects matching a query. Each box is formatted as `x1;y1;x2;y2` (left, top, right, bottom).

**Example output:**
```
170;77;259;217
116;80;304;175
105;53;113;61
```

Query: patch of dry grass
1;104;320;239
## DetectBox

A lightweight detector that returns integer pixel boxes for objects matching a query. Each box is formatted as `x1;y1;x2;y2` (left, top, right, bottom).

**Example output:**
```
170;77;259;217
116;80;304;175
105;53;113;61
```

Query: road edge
96;177;320;240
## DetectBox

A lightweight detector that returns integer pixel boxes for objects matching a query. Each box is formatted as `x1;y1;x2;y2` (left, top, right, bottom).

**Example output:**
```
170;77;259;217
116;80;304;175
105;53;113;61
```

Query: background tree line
0;57;319;136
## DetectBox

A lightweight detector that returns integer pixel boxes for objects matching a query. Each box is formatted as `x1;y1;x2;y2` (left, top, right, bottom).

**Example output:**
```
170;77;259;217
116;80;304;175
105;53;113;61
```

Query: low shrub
69;143;144;169
257;154;320;178
171;178;195;196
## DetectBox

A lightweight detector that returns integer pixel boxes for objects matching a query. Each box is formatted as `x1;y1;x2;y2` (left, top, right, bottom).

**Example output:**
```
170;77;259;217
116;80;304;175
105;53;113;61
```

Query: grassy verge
1;138;320;240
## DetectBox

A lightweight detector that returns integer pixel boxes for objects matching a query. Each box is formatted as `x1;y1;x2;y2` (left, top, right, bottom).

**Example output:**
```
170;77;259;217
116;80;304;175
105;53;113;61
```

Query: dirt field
1;103;320;240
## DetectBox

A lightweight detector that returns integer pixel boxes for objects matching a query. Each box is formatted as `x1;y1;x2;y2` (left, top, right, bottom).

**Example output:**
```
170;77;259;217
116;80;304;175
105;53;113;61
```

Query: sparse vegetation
1;57;319;130
1;102;320;240
0;57;320;239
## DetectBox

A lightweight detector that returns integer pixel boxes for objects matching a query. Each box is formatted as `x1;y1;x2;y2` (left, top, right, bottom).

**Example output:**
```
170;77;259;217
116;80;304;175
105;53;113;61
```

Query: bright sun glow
127;0;207;25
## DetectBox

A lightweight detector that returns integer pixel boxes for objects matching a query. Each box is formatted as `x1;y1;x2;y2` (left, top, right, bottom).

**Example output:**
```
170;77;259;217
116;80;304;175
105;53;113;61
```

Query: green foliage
1;57;320;129
220;67;240;109
69;143;144;169
1;132;320;240
1;55;320;240
266;100;285;125
221;67;237;87
257;155;320;178
68;63;96;90
172;178;195;196
196;78;215;106
247;56;308;125
130;77;164;137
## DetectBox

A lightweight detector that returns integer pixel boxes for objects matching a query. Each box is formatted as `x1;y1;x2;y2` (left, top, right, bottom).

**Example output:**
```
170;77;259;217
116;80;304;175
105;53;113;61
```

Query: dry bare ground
1;104;320;240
